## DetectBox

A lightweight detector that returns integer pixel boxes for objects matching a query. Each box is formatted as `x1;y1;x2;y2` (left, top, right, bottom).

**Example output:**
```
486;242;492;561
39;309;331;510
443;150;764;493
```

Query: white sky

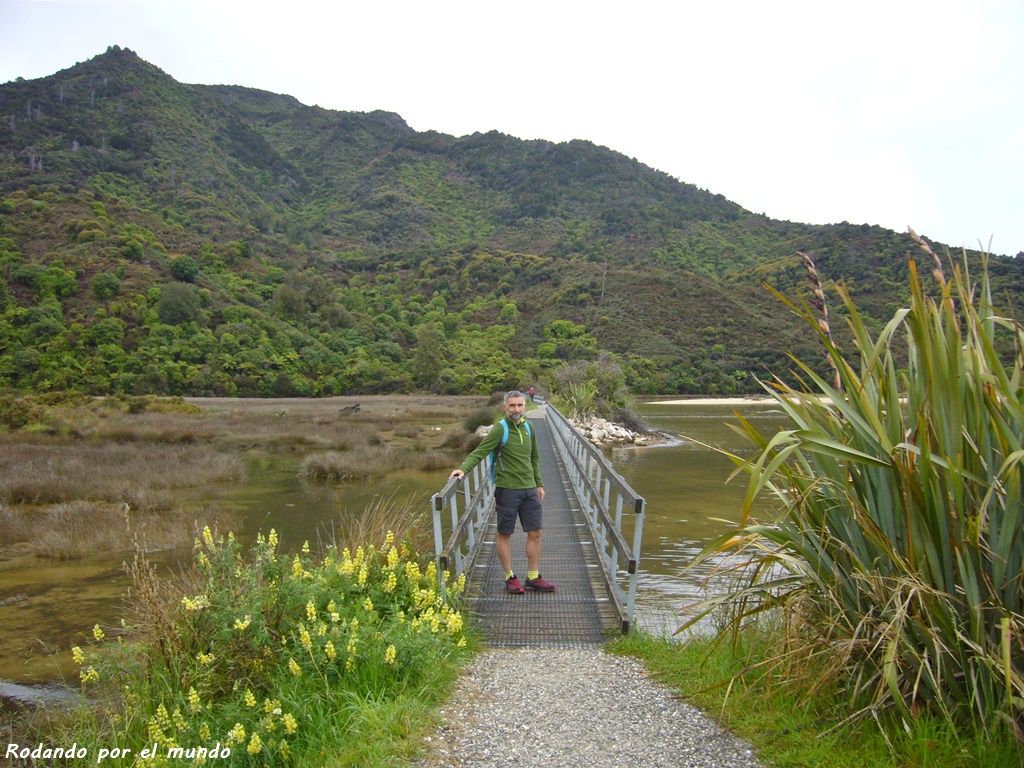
2;0;1022;255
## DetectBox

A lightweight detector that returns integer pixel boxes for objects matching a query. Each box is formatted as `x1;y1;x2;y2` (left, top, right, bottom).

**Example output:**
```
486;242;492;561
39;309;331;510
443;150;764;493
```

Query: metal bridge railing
430;403;646;632
431;450;496;596
544;404;646;631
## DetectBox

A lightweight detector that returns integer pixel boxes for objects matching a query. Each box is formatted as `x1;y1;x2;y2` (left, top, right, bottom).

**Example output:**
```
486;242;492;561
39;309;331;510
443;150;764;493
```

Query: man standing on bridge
449;390;556;594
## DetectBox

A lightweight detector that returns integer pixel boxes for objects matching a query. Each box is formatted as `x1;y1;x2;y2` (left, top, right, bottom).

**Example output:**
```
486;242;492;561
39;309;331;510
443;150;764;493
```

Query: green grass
609;630;1024;768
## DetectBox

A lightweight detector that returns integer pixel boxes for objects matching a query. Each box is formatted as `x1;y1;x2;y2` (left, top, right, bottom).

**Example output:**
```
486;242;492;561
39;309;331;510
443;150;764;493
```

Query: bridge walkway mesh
463;410;620;646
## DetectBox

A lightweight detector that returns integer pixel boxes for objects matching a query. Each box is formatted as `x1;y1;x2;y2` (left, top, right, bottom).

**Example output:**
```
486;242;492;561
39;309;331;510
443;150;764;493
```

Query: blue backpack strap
489;420;511;482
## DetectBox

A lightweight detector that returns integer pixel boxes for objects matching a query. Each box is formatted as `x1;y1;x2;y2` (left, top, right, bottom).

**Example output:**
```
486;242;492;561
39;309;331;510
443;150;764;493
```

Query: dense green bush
90;272;122;300
51;524;472;765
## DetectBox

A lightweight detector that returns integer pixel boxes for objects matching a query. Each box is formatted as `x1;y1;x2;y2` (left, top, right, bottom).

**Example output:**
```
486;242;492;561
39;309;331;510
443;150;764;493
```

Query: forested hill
1;45;1021;399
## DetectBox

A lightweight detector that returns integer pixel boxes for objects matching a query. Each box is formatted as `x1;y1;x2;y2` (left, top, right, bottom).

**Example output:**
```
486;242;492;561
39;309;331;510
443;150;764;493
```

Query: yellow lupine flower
324;641;337;660
172;707;188;732
71;646;85;664
292;554;304;577
446;611;464;634
282;713;298;735
306;600;317;621
227;723;246;745
354;546;365;564
358;564;368;586
458;636;467;648
247;733;263;755
302;540;310;554
268;529;278;548
384;644;397;664
187;687;202;713
198;652;215;665
79;666;99;683
299;624;313;652
244;689;257;708
234;615;251;630
182;594;211;611
93;624;105;641
202;525;214;549
199;722;211;741
288;657;302;676
363;597;374;612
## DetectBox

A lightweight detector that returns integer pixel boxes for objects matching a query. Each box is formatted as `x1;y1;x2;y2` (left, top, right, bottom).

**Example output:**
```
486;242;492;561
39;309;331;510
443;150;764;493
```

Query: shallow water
613;401;790;636
0;400;789;691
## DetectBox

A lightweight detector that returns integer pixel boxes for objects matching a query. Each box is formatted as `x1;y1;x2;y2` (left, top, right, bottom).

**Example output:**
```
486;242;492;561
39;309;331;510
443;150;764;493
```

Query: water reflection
613;400;791;637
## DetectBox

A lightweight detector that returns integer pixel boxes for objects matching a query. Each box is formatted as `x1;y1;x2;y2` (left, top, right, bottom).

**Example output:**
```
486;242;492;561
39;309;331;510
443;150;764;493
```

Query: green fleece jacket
458;416;542;489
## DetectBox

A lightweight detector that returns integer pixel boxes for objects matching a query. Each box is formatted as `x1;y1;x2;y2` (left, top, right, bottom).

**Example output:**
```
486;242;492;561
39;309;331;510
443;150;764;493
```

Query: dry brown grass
0;395;489;558
0;443;243;505
330;494;433;555
26;501;240;559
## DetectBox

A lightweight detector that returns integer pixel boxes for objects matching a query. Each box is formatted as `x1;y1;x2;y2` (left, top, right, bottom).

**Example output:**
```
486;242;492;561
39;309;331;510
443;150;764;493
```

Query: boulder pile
568;415;666;449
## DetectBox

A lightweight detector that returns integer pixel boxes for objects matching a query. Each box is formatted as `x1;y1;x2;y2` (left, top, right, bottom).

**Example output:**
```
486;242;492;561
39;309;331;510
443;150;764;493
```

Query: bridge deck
463;410;621;646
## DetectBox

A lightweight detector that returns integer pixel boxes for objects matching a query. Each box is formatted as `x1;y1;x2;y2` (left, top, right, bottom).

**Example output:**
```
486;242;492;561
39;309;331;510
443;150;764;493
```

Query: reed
687;248;1024;735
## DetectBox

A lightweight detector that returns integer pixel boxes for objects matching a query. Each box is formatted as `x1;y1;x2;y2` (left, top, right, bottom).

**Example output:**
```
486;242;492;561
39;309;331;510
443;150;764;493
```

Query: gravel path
418;647;765;768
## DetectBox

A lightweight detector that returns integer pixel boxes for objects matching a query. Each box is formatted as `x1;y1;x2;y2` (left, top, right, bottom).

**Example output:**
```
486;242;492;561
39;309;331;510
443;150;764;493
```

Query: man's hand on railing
449;469;465;482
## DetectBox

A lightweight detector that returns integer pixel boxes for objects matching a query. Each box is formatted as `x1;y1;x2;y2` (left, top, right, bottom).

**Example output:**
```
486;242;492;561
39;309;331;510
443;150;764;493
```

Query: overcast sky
2;0;1021;255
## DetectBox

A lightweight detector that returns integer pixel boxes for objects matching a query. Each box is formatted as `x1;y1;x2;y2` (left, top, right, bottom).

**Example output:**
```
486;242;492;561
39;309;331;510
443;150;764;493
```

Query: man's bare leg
496;532;513;574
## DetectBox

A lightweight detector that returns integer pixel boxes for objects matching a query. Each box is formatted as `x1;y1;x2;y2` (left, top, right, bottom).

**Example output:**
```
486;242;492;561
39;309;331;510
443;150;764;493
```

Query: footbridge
431;402;646;646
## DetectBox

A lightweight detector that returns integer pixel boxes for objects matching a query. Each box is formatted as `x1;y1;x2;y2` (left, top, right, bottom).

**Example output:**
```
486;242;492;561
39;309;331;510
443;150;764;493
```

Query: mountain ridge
1;46;1019;399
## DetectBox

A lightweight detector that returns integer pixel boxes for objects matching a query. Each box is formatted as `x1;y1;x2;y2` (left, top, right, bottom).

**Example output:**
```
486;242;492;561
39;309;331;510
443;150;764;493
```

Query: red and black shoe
525;575;556;592
505;574;525;594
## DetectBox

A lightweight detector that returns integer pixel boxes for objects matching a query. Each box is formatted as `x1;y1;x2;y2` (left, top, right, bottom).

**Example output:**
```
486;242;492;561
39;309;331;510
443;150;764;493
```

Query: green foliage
156;282;203;325
170;255;200;282
53;524;472;766
688;252;1024;734
90;271;122;300
0;393;43;431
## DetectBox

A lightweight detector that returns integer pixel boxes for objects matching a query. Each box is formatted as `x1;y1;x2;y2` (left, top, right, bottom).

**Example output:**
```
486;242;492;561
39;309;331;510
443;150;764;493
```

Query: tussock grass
301;447;398;482
331;495;433;556
27;501;240;559
0;443;243;505
0;394;486;559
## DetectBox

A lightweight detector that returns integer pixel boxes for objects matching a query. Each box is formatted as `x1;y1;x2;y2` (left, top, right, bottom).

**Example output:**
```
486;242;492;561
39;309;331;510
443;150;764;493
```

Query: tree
90;272;121;300
170;256;199;283
412;321;444;389
156;282;203;325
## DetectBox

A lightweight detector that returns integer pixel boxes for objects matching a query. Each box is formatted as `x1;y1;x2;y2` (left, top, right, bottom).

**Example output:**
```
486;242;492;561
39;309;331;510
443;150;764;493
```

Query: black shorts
494;487;543;535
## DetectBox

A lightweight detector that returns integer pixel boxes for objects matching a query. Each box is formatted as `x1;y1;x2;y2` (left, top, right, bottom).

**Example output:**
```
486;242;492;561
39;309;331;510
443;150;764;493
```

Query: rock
568;415;666;450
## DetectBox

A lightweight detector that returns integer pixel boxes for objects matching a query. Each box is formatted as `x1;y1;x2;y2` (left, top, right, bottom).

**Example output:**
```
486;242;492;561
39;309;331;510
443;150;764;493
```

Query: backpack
490;418;532;482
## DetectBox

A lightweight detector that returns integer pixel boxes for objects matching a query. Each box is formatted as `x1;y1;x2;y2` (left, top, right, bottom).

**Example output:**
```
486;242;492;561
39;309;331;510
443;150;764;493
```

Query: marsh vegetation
0;393;489;561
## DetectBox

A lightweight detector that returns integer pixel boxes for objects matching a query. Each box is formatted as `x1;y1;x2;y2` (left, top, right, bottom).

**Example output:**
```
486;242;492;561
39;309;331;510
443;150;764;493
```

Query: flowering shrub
69;526;471;766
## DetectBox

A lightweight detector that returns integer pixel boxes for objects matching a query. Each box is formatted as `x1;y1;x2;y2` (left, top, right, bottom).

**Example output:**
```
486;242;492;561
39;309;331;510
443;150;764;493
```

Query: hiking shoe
525;575;556;592
505;575;525;594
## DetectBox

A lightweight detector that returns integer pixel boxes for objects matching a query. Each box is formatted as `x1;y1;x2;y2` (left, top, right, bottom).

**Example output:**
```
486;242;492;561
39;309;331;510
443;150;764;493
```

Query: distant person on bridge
448;390;556;594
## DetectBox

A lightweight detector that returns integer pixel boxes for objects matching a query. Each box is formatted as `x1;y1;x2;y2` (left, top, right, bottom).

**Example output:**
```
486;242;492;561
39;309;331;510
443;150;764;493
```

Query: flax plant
686;246;1024;736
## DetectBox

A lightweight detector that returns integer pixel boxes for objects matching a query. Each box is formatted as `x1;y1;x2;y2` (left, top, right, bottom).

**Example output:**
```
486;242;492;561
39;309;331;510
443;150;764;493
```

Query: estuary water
0;398;790;697
616;399;790;636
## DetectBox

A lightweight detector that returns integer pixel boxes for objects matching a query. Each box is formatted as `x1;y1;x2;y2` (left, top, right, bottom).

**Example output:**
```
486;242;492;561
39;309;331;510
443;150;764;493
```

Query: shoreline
640;396;777;406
